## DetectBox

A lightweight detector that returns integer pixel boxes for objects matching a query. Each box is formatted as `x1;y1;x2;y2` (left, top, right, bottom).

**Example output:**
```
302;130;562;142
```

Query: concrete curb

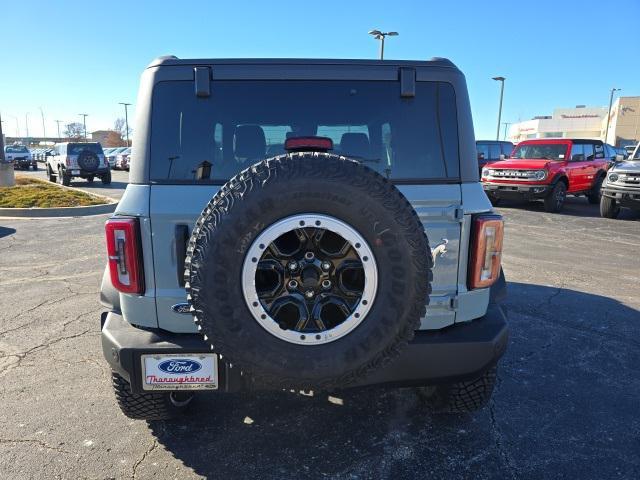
0;174;119;218
0;202;118;218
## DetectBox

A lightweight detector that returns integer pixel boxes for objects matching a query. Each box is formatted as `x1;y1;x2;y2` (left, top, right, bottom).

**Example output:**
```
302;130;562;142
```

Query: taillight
468;214;504;289
285;136;333;152
65;156;71;166
105;217;144;294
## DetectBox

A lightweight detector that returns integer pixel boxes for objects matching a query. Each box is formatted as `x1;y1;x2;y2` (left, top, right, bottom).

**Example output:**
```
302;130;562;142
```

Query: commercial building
508;96;639;148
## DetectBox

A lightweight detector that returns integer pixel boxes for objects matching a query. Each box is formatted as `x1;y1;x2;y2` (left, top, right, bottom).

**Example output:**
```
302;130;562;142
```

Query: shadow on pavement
498;196;640;220
0;226;17;239
147;282;640;479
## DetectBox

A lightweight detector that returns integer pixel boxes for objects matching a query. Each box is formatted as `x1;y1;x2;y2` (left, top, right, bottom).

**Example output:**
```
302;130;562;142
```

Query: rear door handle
175;225;190;287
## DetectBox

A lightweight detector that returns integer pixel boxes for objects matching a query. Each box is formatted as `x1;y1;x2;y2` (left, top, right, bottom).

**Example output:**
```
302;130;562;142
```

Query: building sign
560;114;601;119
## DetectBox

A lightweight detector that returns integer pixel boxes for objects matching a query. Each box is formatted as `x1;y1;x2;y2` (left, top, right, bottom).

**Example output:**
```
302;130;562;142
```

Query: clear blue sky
1;0;638;141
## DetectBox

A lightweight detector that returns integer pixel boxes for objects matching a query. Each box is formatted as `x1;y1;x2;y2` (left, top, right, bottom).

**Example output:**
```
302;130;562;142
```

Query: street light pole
492;77;505;141
39;107;46;142
604;88;621;144
502;122;511;141
119;102;132;147
25;112;30;142
9;115;19;138
368;30;399;60
79;113;88;141
0;112;5;161
55;120;62;140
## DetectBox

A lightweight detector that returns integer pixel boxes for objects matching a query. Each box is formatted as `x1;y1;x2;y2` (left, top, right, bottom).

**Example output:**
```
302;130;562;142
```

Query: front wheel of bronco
600;195;619;219
416;366;497;413
587;176;604;204
543;181;566;213
111;372;193;420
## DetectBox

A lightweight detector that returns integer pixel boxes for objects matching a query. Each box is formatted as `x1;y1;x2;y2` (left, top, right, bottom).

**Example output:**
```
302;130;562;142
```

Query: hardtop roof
147;56;458;70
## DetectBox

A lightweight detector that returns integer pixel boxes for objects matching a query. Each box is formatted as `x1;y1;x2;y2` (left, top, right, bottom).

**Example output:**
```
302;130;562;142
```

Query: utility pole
79;113;88;141
39;107;46;142
492;77;505;141
55;120;62;140
604;88;621;144
368;30;399;60
119;102;132;147
25;112;30;143
0;112;5;161
8;115;19;138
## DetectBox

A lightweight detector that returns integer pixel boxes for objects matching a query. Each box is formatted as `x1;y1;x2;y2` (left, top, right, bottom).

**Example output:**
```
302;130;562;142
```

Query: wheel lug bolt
321;280;332;290
321;261;331;271
288;280;298;290
305;290;314;299
288;261;298;271
304;251;315;262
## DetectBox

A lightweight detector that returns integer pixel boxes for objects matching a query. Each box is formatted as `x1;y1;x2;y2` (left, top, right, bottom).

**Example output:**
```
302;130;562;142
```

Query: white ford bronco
100;57;508;420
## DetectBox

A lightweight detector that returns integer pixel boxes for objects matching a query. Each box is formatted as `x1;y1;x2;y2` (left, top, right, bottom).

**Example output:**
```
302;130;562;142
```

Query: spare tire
185;152;432;390
78;150;99;171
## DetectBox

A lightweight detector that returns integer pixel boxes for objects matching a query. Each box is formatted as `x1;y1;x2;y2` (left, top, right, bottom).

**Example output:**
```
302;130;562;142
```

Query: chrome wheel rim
242;214;378;345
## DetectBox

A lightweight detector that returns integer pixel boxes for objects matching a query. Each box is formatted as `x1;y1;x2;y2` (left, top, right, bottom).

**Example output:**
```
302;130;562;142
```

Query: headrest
234;125;266;160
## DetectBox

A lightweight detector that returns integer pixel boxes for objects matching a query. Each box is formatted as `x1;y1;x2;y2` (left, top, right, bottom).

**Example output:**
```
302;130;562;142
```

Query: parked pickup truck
482;138;610;213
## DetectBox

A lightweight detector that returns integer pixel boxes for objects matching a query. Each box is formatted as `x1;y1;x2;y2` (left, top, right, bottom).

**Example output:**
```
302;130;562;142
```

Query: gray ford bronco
100;57;508;420
600;144;640;218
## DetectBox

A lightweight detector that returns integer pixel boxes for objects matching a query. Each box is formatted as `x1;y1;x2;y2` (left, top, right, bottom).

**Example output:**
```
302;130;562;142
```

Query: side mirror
614;154;624;162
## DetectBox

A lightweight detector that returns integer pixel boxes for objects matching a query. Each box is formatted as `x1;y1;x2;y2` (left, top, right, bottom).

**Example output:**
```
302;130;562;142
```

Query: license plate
141;354;218;391
72;169;80;175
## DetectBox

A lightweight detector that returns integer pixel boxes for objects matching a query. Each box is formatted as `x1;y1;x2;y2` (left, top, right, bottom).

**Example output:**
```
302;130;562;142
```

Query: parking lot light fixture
368;30;399;60
492;77;506;141
55;120;62;140
605;88;621;144
119;102;132;147
79;113;89;142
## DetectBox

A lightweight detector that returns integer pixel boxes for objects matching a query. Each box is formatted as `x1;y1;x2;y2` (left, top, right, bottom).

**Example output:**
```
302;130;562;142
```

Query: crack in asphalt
0;329;95;375
488;374;518;480
132;425;164;479
0;296;99;336
0;437;73;455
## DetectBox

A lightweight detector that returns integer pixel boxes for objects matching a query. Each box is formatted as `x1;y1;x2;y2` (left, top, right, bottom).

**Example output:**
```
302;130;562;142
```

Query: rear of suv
4;144;36;170
47;142;111;186
481;138;610;212
476;140;514;175
100;57;509;420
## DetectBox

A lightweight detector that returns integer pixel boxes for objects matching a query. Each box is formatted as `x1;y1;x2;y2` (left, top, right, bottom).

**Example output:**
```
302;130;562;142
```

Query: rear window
67;143;103;155
512;143;568;160
149;80;460;182
6;146;28;153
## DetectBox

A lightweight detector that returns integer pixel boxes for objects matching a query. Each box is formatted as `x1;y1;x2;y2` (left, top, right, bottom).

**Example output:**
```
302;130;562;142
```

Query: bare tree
64;122;84;140
114;118;132;139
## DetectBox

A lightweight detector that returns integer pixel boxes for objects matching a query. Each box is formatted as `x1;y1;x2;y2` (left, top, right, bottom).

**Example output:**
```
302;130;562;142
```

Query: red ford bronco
481;138;610;212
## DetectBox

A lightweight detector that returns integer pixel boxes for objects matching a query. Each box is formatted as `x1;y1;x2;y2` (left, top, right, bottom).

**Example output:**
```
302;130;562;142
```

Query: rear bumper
101;303;509;394
65;167;110;176
483;181;551;199
601;185;640;208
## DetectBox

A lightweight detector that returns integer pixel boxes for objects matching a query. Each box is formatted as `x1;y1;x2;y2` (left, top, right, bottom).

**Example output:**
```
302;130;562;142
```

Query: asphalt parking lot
0;193;639;479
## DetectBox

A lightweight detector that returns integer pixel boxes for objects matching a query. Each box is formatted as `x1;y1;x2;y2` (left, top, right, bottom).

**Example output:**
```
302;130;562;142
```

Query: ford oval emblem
171;303;191;314
158;359;202;375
